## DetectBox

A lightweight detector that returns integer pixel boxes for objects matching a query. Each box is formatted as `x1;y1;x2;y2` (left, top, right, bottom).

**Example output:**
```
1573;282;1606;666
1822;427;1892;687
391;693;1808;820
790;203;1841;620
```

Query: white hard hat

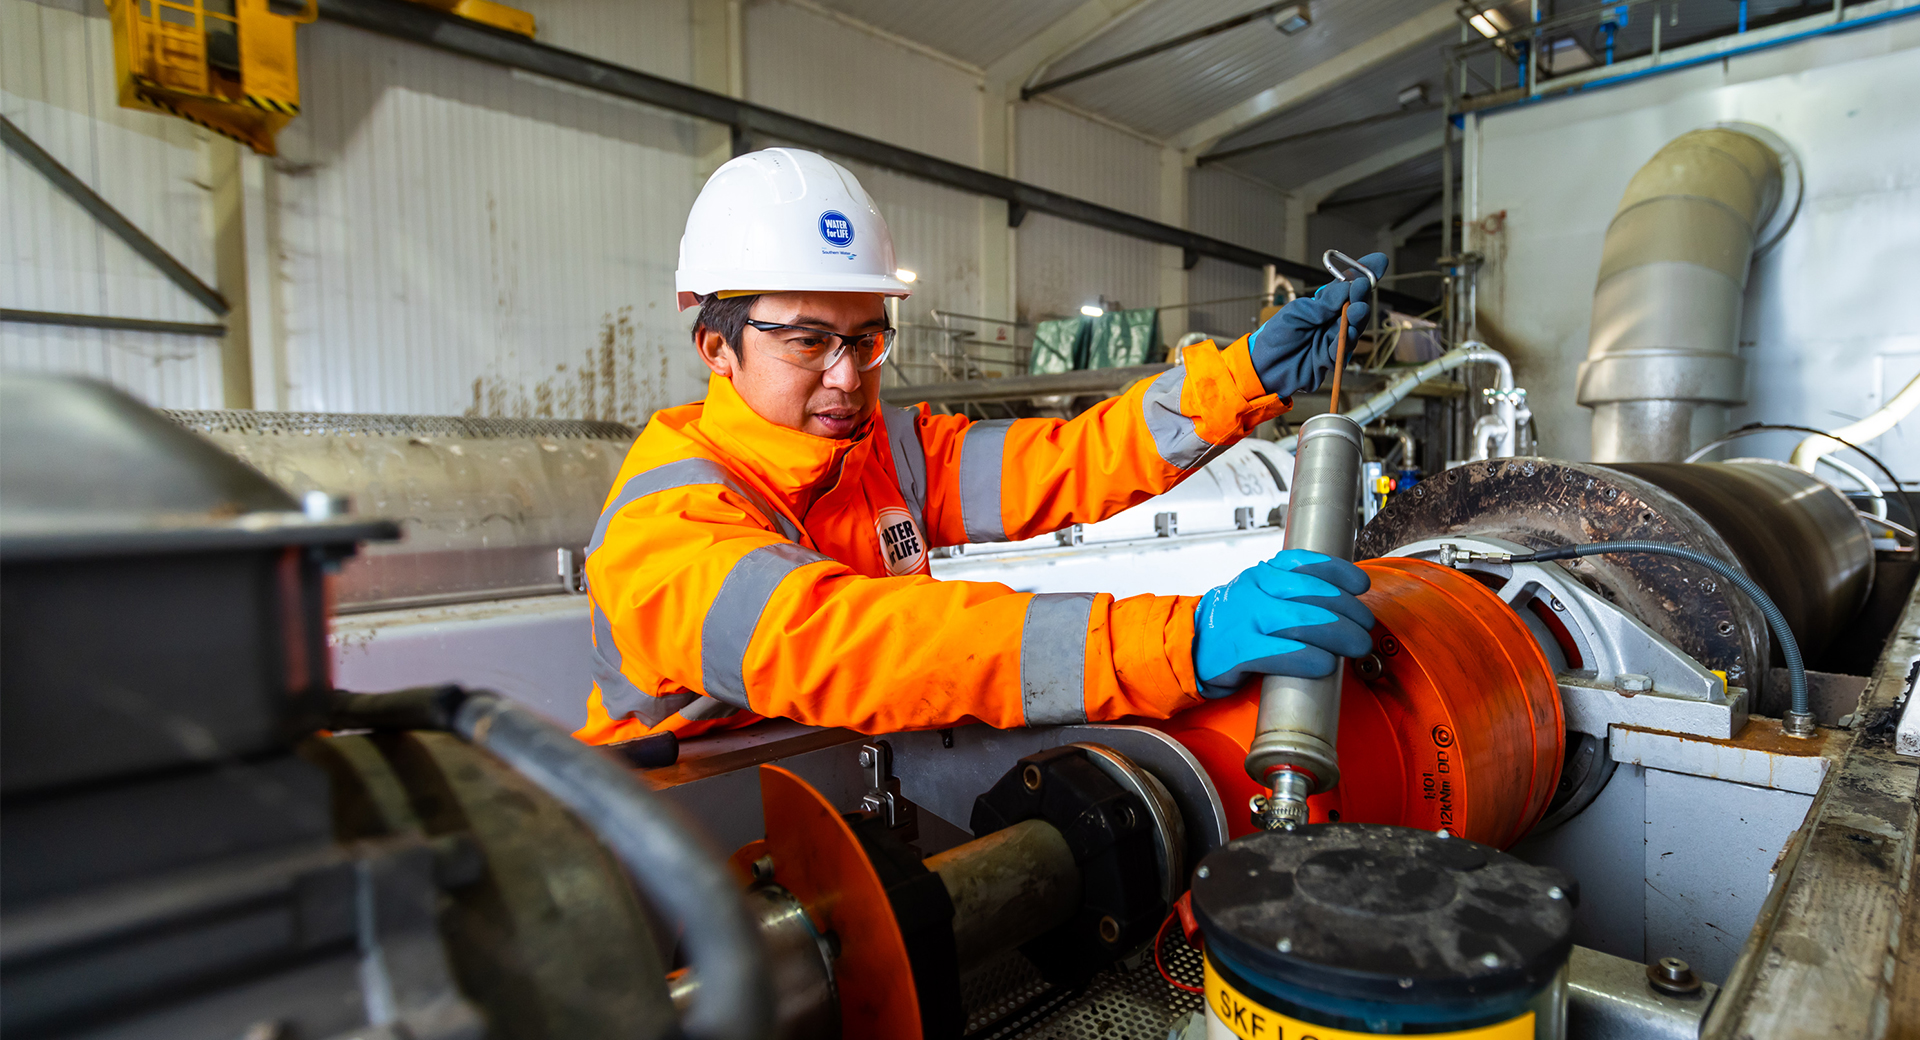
675;148;913;311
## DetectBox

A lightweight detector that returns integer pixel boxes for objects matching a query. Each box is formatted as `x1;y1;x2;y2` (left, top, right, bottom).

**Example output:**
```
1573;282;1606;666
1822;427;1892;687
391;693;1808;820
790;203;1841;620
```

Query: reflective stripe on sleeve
882;405;929;538
1140;367;1224;470
591;601;700;725
1019;592;1095;726
958;419;1014;543
587;456;801;557
701;542;832;709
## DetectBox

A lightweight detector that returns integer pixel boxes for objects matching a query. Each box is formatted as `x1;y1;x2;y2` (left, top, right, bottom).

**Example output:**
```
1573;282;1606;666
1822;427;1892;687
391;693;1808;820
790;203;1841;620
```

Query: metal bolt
1356;653;1385;680
1617;673;1652;693
751;855;775;882
1548;887;1564;900
1436;829;1451;839
857;749;874;768
1197;866;1210;879
1275;939;1292;953
1716;620;1736;636
1398;978;1414;989
1647;956;1703;996
1480;953;1501;968
1098;916;1121;943
1549;597;1565;611
1022;764;1043;791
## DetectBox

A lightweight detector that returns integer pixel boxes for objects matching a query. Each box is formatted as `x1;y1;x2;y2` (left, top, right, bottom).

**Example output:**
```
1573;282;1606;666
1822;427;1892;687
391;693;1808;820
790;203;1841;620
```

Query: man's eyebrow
784;313;888;331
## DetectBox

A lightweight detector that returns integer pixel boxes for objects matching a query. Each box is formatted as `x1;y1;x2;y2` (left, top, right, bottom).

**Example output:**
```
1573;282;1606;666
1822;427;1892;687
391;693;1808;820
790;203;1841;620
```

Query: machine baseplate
962;939;1204;1039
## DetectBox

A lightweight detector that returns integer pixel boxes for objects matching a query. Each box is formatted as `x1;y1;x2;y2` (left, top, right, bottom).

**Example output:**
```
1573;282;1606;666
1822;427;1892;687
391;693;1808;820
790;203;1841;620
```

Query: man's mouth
810;407;860;436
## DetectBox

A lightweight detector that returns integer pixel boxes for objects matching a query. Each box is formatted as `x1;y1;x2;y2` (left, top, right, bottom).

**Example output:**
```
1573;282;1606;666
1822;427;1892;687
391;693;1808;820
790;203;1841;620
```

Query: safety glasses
744;319;895;372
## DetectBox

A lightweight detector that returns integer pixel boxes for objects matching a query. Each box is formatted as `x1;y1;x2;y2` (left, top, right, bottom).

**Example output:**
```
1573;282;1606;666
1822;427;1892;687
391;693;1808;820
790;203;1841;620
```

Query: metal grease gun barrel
1244;412;1364;830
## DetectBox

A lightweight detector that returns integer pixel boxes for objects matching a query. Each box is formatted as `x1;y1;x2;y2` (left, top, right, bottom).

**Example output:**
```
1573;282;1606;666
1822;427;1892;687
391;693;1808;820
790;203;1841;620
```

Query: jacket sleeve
915;335;1287;547
584;477;1208;736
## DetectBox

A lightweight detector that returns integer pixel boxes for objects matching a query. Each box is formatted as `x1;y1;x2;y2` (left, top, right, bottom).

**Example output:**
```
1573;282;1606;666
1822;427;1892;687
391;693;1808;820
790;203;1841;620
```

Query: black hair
693;293;762;368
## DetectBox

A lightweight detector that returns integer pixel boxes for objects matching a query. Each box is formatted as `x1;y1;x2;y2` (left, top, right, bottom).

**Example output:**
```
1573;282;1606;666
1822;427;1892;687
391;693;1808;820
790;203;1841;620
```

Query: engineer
576;148;1384;745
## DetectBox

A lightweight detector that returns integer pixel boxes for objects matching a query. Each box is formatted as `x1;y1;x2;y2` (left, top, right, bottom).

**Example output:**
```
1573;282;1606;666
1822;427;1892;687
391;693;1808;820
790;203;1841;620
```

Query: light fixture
894;268;917;283
1271;3;1311;35
1080;304;1106;318
1397;83;1427;107
1467;6;1510;38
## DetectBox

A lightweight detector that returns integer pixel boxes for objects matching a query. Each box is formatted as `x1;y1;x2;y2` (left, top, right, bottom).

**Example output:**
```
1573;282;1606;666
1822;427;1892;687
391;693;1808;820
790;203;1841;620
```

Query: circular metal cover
1191;824;1573;1005
1358;458;1766;689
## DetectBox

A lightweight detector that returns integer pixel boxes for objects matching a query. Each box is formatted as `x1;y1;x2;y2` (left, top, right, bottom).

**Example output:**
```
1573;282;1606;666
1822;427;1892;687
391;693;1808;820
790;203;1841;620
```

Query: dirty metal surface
963;936;1204;1039
1359;459;1766;695
1703;577;1920;1038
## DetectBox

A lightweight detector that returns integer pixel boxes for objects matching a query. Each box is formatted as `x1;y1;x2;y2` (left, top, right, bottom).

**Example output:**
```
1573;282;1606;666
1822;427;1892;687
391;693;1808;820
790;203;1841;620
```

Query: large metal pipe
924;818;1081;970
1578;128;1783;462
1606;460;1874;663
1245;413;1364;828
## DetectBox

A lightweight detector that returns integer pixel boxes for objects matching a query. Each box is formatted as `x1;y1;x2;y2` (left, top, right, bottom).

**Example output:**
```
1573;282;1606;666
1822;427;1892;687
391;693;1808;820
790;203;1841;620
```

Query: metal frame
1;309;225;337
1;114;229;317
311;0;1432;312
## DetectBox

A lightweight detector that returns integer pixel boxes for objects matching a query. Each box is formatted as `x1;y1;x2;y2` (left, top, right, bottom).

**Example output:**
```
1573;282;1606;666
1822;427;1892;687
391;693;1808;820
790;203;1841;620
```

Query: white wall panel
1015;103;1163;322
2;0;224;407
274;21;709;421
1471;18;1920;472
1187;165;1286;340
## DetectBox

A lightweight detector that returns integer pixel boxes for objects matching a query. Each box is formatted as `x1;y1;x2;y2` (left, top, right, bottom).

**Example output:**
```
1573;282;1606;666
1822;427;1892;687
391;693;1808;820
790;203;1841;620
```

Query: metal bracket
857;741;909;829
555;548;587;594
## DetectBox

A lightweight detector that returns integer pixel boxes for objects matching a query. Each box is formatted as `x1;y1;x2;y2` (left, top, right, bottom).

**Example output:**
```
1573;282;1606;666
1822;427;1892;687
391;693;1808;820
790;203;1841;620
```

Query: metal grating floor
962;930;1206;1039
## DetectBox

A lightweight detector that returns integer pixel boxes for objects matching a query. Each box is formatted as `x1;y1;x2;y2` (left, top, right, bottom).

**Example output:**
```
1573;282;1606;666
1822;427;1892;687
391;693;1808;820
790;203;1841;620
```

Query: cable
1684;422;1917;558
1154;910;1205;994
1485;541;1811;730
329;686;774;1040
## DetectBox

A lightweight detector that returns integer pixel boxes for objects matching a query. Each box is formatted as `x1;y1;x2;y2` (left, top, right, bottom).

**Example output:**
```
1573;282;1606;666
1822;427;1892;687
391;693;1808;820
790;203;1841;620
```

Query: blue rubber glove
1192;550;1374;698
1249;252;1389;398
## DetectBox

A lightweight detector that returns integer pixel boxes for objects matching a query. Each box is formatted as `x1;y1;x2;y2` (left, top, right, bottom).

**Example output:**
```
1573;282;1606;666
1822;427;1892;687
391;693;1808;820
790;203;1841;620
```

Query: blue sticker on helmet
818;210;855;248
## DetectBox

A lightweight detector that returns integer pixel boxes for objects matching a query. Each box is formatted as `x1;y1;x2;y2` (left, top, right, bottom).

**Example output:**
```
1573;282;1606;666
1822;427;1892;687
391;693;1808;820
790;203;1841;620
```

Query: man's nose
820;349;861;391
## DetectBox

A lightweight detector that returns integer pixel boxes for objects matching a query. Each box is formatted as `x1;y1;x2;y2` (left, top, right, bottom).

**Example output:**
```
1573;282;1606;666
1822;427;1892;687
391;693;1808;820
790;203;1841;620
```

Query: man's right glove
1191;550;1374;699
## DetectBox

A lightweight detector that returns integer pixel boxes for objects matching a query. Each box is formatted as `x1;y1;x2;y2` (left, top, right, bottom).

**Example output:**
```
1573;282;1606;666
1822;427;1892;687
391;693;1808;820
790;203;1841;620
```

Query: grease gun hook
1322;249;1376;293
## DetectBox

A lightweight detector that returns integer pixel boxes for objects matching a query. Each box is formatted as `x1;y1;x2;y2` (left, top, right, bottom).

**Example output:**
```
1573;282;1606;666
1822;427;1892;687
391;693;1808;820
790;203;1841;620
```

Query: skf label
874;506;926;576
1203;958;1532;1040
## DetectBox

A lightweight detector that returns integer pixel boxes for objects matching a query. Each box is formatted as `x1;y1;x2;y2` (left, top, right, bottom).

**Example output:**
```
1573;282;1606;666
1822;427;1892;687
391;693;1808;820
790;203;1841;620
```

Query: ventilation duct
1577;127;1786;462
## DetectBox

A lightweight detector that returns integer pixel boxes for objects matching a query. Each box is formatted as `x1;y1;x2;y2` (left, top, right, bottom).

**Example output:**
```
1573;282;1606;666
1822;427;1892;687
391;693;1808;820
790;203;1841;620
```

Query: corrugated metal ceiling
1039;0;1435;141
804;0;1089;69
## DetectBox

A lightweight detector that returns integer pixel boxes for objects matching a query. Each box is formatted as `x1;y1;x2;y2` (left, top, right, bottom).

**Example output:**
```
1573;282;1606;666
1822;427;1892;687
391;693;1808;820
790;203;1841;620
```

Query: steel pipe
924;818;1081;970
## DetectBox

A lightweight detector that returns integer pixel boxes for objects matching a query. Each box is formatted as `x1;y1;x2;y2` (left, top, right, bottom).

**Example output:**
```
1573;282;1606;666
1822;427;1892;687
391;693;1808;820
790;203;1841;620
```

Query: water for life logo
874;507;926;576
818;210;855;248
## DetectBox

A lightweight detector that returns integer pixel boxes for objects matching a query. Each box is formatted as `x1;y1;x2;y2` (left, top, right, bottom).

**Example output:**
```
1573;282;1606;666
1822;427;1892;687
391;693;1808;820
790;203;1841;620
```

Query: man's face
697;292;888;439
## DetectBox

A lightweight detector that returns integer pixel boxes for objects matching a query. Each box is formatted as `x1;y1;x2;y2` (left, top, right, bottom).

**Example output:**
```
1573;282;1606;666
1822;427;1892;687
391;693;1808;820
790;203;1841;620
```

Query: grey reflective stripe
1020;592;1094;726
1140;367;1223;470
958;419;1014;543
701;542;831;709
591;602;699;725
675;697;740;723
587;456;800;557
882;405;928;537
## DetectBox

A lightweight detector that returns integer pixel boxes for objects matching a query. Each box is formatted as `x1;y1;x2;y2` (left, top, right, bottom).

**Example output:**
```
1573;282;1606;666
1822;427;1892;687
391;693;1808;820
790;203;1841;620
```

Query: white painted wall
4;0;1301;414
1468;17;1920;476
2;0;226;407
1187;164;1288;342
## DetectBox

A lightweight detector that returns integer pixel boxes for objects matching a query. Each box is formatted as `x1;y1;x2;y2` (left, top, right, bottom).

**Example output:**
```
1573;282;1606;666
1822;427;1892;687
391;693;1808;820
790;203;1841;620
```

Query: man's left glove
1191;550;1374;699
1248;252;1388;399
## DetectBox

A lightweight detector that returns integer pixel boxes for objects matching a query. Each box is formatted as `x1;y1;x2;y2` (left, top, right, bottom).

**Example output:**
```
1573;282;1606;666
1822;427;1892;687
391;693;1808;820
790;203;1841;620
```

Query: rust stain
463;306;668;425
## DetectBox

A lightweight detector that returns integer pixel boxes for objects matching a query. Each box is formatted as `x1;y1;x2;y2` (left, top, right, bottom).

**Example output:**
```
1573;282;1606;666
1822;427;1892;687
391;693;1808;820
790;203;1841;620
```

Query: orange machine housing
1151;557;1564;848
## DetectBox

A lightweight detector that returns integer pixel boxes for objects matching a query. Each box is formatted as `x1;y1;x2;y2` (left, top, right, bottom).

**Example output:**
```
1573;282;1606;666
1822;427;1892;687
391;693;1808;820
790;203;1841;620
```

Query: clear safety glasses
744;319;895;372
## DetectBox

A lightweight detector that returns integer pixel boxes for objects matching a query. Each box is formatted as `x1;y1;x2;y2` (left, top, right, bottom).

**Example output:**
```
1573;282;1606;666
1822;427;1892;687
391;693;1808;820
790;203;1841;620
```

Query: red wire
1154;910;1205;994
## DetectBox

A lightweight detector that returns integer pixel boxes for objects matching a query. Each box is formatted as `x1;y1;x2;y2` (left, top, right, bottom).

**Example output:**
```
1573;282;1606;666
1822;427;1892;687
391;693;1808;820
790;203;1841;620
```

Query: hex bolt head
857;749;874;768
1196;866;1210;879
1617;673;1652;692
1276;939;1292;953
1357;653;1385;680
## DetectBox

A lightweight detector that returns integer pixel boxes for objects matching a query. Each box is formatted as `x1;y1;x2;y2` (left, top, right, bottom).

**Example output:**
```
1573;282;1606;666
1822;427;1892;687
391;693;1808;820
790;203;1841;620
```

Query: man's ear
694;325;735;378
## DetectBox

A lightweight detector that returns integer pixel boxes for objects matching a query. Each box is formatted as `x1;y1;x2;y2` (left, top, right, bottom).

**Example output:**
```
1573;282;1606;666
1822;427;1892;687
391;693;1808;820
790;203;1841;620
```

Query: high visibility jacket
575;335;1289;745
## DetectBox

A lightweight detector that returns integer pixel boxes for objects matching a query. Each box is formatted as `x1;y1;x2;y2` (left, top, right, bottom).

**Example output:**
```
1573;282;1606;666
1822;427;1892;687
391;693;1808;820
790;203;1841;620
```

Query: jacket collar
695;374;873;507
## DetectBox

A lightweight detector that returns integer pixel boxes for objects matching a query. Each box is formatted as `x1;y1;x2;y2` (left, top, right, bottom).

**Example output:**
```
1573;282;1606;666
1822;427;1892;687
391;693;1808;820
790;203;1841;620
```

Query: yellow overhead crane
104;0;534;155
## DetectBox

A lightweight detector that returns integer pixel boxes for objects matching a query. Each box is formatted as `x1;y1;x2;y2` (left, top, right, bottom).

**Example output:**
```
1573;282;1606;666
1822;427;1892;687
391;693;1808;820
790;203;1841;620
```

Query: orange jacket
575;335;1289;745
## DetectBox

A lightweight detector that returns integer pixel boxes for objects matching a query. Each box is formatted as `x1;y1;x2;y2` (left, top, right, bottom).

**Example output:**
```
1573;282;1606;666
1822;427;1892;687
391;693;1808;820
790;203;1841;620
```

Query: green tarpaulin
1026;309;1160;374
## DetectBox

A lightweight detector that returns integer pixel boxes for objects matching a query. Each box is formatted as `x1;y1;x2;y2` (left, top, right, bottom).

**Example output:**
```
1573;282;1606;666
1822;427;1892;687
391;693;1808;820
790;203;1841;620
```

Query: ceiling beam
1174;1;1457;157
983;0;1155;91
1295;128;1446;211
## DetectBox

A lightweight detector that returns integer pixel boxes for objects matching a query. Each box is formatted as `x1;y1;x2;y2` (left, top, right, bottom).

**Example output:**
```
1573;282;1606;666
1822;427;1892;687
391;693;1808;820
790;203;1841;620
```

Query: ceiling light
1271;4;1311;35
1080;304;1106;318
894;268;917;283
1397;84;1428;107
1468;7;1510;38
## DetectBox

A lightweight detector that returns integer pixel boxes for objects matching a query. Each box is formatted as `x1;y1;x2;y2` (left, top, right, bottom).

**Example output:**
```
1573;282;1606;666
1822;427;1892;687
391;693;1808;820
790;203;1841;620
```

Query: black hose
1510;541;1809;722
331;686;774;1040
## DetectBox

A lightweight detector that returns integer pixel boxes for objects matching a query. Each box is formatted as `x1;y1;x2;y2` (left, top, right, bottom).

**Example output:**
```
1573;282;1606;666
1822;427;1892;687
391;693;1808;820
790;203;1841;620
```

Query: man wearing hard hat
577;148;1385;744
